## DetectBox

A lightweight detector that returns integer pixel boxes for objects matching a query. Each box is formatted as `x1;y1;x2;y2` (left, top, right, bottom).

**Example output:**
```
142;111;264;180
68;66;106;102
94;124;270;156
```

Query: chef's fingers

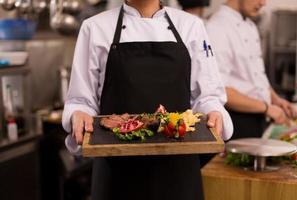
282;104;293;119
284;117;291;127
280;109;291;127
288;104;297;119
72;118;84;145
207;114;216;127
214;115;223;136
277;111;290;127
84;116;94;133
207;112;223;136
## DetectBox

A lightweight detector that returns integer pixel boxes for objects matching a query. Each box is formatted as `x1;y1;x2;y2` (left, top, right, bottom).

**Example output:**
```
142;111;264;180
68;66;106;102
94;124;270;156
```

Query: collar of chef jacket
123;2;166;18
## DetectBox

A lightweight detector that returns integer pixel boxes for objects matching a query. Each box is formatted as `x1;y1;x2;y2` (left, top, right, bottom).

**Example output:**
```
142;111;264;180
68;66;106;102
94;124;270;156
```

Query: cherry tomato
178;123;186;137
167;121;176;132
163;125;174;137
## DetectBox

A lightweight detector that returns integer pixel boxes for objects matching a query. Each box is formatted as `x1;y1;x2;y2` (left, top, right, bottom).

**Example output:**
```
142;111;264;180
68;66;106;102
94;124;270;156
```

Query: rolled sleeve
190;20;233;140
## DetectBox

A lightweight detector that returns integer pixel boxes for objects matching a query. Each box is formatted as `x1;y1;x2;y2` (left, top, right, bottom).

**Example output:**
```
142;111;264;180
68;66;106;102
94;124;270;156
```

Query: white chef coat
63;3;233;154
206;5;271;104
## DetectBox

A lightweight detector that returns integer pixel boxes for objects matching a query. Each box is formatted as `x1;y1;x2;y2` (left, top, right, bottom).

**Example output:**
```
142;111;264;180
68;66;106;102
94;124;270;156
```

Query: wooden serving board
82;116;224;157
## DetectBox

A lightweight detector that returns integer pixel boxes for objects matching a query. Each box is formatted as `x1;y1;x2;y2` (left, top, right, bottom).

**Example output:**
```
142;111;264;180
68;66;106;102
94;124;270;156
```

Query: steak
100;113;131;129
100;118;122;129
100;113;160;132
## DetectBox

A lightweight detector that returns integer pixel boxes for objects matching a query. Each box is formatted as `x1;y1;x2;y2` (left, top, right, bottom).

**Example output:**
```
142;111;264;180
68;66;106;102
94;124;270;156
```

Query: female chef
62;0;233;200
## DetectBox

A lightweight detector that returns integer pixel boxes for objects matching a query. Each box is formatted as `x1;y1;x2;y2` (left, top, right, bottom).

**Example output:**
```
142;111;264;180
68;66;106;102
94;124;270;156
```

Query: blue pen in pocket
208;45;214;56
203;40;209;57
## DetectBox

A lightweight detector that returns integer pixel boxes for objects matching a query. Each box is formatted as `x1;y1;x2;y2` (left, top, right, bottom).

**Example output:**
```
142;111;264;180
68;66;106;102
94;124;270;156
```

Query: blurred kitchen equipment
0;0;47;14
5;84;19;141
2;76;25;116
226;138;297;172
59;67;70;104
85;0;102;6
0;59;10;67
50;0;80;35
32;0;46;13
1;75;26;137
0;51;28;66
0;0;16;11
62;0;82;15
15;0;31;14
0;19;37;40
51;12;79;34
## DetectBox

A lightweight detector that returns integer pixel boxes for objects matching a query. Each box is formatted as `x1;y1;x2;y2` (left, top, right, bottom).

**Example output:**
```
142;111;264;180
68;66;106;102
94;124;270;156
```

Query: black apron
91;7;204;200
228;110;266;140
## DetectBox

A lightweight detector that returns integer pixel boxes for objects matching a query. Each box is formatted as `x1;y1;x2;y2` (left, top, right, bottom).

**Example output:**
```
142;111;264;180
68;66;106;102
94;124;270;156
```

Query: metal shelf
0;131;41;152
0;66;30;76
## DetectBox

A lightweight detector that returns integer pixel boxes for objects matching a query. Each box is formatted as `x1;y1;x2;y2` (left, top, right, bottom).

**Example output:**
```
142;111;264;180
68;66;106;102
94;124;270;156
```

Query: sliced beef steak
100;113;132;129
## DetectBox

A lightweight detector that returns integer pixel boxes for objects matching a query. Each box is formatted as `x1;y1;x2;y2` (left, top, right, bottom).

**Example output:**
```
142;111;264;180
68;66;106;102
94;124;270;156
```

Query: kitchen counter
0;131;41;200
202;155;297;200
0;113;42;156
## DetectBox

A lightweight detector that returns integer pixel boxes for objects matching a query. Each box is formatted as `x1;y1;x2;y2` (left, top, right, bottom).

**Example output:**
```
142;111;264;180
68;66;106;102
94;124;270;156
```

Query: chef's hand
273;97;297;119
71;111;94;145
207;111;223;137
266;105;290;126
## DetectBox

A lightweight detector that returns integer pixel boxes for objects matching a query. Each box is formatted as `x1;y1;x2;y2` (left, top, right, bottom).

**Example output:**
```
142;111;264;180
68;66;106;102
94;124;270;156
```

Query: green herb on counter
225;152;254;167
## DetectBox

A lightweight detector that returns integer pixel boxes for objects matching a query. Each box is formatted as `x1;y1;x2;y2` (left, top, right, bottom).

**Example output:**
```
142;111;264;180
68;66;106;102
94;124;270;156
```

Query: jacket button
112;45;117;49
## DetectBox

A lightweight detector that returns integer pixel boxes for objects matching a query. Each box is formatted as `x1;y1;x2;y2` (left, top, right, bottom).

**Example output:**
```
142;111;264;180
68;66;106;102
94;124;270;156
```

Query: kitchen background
0;0;296;200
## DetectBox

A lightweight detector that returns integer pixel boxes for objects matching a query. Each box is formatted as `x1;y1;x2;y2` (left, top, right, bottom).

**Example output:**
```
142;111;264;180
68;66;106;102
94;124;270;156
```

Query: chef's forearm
225;87;266;113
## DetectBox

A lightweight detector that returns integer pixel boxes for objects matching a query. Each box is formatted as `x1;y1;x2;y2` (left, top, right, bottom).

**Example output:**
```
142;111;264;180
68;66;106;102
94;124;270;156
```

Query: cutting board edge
82;132;224;157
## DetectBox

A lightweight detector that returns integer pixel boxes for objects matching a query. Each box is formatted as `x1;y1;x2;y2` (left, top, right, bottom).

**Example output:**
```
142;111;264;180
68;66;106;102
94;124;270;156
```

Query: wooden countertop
202;155;297;200
202;156;297;184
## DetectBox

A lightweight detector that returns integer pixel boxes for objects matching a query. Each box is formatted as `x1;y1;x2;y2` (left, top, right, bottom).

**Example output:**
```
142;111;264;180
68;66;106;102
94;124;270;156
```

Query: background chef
206;0;297;139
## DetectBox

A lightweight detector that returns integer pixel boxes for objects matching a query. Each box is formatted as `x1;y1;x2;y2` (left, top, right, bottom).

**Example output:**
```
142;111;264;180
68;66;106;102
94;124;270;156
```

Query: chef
206;0;297;139
62;0;233;199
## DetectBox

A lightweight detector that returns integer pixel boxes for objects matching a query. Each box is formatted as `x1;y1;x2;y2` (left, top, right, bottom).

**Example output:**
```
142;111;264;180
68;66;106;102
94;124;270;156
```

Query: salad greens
225;153;254;167
112;128;154;141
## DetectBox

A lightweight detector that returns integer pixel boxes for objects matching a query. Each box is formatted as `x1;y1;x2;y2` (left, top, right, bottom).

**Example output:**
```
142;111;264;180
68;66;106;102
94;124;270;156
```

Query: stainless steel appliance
226;138;297;171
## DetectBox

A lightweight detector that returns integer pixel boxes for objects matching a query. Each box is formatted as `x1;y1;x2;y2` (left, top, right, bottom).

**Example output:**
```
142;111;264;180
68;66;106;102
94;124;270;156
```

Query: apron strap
113;6;125;44
164;12;183;44
112;5;184;44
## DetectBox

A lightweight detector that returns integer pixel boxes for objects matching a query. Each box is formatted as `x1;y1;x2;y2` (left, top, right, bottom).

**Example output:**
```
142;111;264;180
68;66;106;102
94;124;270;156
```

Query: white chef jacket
63;3;233;154
206;5;271;104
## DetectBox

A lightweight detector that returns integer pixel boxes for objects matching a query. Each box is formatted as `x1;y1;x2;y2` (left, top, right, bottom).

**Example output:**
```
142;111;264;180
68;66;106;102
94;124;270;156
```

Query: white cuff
65;134;82;156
